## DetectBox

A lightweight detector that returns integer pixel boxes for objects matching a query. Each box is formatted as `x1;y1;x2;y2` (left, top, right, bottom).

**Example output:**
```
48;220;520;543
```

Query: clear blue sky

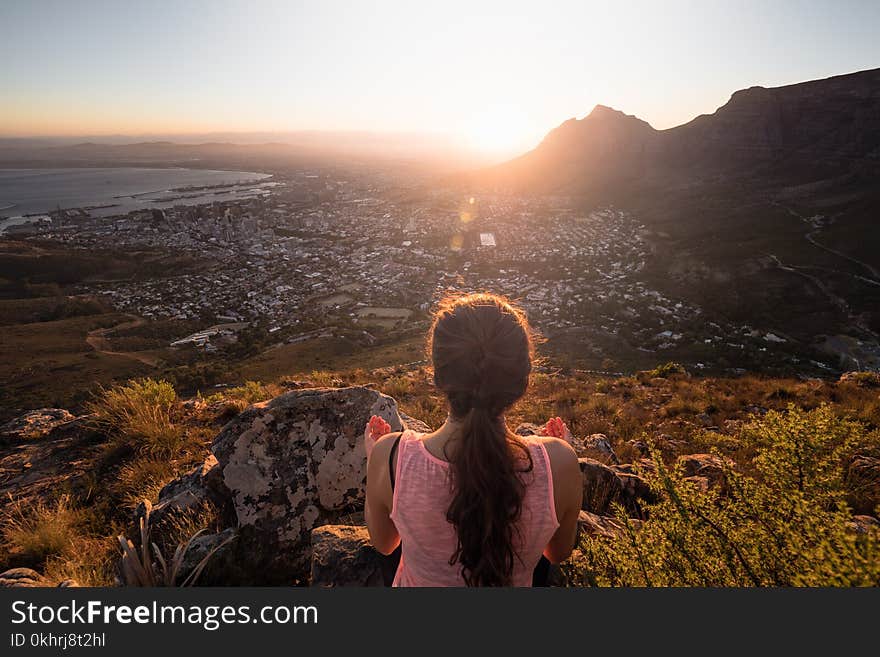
1;0;878;154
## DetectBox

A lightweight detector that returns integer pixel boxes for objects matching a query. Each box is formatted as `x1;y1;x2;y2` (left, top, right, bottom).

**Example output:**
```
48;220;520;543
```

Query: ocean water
0;167;272;226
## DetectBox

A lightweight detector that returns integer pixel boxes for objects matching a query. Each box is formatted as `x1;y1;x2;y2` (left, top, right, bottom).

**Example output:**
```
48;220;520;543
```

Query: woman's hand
364;415;392;460
540;416;572;442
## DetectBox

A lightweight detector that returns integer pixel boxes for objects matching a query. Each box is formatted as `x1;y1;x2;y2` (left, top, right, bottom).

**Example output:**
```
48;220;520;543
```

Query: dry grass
87;378;183;457
113;458;179;511
43;535;118;586
1;495;81;566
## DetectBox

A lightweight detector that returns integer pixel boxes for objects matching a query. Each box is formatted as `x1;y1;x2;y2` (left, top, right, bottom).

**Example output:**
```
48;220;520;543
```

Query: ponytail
446;405;532;586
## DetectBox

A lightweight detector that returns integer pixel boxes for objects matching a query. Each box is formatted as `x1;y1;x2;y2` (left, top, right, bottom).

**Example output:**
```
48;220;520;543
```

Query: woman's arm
365;432;402;555
541;437;582;564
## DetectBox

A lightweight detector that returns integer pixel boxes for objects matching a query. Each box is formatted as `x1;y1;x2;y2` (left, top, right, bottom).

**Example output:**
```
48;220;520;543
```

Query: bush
645;362;688;379
87;379;182;457
223;381;272;405
571;405;880;586
1;495;80;566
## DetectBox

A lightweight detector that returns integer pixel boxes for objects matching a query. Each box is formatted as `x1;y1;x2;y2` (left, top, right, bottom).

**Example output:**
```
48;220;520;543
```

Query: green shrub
88;379;182;457
646;362;688;379
571;405;880;586
223;381;272;405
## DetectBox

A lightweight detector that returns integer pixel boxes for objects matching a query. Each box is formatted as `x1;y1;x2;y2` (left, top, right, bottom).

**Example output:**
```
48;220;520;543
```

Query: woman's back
389;430;559;587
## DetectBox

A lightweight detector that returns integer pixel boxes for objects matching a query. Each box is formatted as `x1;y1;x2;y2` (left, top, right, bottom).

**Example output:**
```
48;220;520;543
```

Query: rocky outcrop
1;409;76;440
579;434;619;464
514;422;544;437
309;525;386;587
208;386;406;582
0;568;77;588
838;371;880;388
399;412;431;434
0;414;97;503
0;568;50;587
578;510;643;540
579;458;654;517
677;453;731;489
514;424;618;464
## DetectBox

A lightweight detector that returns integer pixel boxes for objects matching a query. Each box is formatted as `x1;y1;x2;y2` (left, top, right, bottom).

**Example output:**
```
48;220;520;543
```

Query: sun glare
462;107;535;157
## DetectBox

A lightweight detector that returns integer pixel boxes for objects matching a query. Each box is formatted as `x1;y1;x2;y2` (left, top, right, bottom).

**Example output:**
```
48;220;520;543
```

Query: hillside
1;366;878;586
472;69;880;373
483;67;880;192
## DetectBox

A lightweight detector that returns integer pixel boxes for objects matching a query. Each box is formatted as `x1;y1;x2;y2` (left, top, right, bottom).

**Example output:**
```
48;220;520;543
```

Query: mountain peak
588;104;624;117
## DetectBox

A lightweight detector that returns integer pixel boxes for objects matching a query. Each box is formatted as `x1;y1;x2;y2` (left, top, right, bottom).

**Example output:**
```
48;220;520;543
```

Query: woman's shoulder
522;434;578;470
369;431;404;464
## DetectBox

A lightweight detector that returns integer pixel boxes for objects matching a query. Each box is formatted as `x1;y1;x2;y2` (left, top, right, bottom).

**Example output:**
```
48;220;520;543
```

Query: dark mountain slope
485;67;880;193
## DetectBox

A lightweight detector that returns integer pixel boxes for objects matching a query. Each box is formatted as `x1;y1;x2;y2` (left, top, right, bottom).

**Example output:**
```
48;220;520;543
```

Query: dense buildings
12;165;837;373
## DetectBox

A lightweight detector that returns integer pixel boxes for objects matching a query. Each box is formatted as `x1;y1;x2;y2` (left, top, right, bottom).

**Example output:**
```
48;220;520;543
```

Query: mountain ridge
483;67;880;193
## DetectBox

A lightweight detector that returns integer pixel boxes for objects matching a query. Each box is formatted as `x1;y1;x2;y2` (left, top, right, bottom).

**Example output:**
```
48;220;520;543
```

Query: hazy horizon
3;0;880;156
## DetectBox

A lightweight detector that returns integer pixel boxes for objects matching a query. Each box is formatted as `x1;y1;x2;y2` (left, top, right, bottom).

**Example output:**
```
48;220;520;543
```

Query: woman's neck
424;413;507;461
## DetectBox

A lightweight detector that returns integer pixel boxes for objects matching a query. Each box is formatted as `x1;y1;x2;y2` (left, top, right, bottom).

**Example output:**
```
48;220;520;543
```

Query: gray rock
514;422;543;437
0;568;49;587
178;528;236;581
578;510;643;539
309;525;385;587
677;453;732;489
1;409;76;440
136;454;225;525
847;515;879;536
399;412;431;434
579;458;654;517
578;433;619;464
0;568;78;588
838;371;880;388
211;386;405;581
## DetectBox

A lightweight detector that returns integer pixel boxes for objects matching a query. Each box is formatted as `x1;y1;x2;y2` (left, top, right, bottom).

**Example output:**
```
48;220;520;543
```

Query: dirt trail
772;201;880;283
86;315;160;367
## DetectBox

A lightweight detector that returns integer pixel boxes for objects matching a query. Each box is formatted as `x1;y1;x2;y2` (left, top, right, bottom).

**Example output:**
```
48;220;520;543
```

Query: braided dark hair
429;293;534;586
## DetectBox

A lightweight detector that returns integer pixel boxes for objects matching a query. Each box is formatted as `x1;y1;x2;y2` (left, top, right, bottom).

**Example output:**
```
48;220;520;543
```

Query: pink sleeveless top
389;430;559;587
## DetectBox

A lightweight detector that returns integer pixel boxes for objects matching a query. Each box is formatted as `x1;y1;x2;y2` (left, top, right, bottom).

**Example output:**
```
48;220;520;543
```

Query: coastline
0;167;272;225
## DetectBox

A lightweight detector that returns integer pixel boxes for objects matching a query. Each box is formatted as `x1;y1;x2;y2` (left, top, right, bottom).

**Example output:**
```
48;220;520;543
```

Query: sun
462;107;534;157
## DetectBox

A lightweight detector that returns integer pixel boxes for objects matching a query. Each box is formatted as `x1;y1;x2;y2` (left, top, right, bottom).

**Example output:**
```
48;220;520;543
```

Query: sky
1;0;879;155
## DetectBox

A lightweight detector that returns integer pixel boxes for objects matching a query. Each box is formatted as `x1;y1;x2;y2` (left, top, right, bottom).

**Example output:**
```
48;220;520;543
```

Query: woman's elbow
372;535;400;556
543;544;574;565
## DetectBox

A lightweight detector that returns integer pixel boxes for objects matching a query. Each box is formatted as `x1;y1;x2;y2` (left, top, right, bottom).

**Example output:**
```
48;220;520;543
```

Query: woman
364;293;582;586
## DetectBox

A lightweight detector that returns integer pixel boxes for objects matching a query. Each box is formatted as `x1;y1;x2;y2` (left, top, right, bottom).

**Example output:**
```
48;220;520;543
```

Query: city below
2;162;856;381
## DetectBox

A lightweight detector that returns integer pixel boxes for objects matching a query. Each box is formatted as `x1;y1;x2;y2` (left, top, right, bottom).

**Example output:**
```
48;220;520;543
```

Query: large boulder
579;458;654;517
1;409;76;441
210;386;405;582
309;525;387;586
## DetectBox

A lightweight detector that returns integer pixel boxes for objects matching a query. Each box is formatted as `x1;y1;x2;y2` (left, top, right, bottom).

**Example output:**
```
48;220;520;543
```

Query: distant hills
483;67;880;193
0;131;489;170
